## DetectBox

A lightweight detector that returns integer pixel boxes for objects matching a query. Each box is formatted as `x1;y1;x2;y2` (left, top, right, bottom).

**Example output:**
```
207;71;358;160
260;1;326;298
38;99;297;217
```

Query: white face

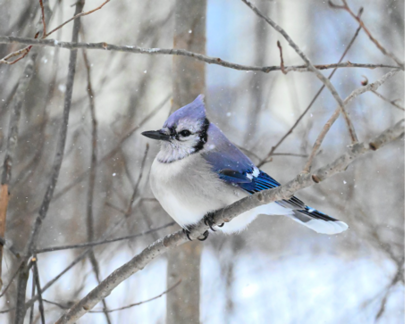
157;118;208;163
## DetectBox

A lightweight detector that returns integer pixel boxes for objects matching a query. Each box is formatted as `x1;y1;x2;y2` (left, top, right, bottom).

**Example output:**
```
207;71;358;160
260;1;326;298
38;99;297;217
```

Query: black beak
141;130;171;141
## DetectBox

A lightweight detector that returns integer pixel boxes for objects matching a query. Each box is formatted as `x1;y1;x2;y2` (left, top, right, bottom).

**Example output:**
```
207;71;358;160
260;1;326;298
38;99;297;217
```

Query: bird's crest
164;95;206;129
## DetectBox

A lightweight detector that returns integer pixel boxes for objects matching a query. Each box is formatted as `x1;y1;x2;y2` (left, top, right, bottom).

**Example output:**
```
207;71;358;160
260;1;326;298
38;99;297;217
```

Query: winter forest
0;0;404;323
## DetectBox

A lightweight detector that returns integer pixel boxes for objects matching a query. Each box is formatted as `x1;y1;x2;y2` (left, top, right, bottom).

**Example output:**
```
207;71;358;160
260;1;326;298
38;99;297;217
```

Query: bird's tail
283;204;348;235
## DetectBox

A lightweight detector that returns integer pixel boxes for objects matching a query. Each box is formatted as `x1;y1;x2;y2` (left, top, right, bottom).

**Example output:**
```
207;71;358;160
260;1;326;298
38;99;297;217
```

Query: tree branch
329;0;404;69
241;0;358;144
302;68;400;174
55;119;404;324
0;36;401;73
257;22;363;168
13;2;85;323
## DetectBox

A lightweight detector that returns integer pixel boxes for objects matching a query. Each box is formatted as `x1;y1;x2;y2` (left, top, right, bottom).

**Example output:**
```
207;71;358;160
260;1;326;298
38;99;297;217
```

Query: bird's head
142;95;210;163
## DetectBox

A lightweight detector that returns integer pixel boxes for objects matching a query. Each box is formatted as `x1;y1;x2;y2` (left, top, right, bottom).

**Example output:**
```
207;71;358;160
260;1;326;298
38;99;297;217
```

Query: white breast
150;154;243;228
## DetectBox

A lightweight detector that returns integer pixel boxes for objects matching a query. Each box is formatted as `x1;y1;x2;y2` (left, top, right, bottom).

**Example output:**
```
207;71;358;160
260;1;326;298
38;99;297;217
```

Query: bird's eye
179;130;192;137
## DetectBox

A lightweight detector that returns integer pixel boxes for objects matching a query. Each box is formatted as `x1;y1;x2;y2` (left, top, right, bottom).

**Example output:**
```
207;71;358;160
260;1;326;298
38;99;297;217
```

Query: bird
142;95;348;240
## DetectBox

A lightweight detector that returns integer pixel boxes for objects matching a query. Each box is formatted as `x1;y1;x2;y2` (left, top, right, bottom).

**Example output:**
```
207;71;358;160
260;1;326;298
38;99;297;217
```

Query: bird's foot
183;228;193;241
204;212;217;231
204;212;224;231
197;230;209;241
183;228;209;241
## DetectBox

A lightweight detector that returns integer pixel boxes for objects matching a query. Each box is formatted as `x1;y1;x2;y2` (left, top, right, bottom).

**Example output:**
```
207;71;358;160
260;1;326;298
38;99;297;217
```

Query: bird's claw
204;213;217;231
183;228;193;241
197;230;209;241
204;213;225;230
183;228;209;241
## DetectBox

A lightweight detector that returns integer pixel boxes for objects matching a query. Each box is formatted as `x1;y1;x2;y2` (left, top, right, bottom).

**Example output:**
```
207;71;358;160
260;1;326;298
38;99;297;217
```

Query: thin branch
257;23;363;168
0;144;155;315
0;0;107;65
302;69;400;174
39;0;47;37
0;39;38;286
55;119;404;324
329;0;404;69
81;44;112;324
125;144;149;216
42;278;181;313
34;223;175;254
34;94;170;211
0;45;33;65
0;36;402;73
276;40;286;74
272;153;308;157
241;0;358;144
32;257;46;324
371;90;405;111
28;265;36;324
13;2;85;323
0;261;25;298
44;0;110;38
91;279;182;313
1;230;126;314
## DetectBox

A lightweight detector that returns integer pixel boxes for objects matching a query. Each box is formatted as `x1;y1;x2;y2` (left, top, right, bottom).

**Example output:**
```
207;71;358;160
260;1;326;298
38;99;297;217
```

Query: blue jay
142;95;348;240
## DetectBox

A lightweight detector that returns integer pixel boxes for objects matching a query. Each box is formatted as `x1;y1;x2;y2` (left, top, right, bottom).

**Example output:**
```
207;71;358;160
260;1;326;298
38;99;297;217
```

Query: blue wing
201;123;324;213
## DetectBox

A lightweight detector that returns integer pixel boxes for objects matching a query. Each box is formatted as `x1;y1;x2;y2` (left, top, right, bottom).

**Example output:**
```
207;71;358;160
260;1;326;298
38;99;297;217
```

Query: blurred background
0;0;404;323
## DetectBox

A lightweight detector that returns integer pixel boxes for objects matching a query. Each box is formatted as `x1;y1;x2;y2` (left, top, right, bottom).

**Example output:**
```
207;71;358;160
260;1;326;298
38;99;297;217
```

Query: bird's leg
204;212;225;230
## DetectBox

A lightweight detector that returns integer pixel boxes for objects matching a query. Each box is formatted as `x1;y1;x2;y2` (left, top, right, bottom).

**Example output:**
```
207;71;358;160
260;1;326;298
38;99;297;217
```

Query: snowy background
0;0;404;323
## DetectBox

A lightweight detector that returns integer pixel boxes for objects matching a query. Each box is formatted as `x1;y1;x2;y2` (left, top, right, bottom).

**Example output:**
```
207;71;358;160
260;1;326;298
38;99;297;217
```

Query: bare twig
0;36;402;73
371;90;405;111
91;279;182;313
272;153;308;157
55;119;404;324
302;69;400;173
32;257;46;324
0;0;108;65
28;266;36;324
241;0;358;144
42;279;181;313
0;46;37;287
257;23;363;168
34;223;175;254
44;0;110;38
0;261;24;298
276;40;286;74
328;0;404;69
0;45;33;65
0;143;154;315
39;0;47;37
375;257;404;320
126;144;149;216
81;44;112;324
0;223;174;315
36;94;169;210
13;2;85;323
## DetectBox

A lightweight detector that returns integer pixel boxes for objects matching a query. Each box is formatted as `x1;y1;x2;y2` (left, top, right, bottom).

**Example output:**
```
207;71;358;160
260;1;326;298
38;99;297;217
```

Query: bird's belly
152;188;218;228
150;157;240;228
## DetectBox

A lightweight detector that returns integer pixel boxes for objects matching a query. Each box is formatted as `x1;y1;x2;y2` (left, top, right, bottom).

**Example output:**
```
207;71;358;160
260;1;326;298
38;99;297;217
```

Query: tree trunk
167;1;207;323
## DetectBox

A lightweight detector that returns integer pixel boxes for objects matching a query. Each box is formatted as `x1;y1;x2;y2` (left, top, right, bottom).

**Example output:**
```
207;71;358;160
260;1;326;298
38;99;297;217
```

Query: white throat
157;141;196;163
